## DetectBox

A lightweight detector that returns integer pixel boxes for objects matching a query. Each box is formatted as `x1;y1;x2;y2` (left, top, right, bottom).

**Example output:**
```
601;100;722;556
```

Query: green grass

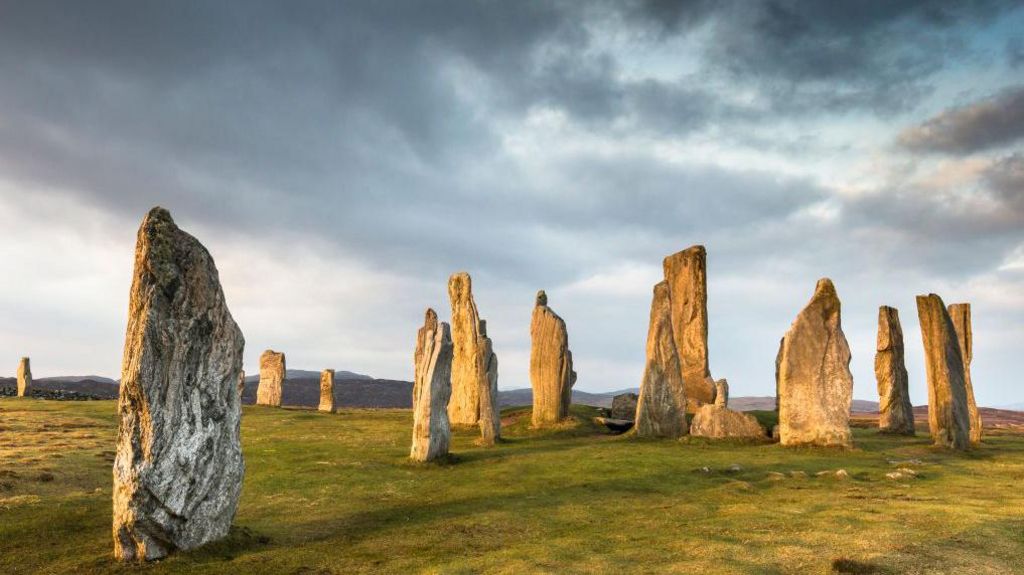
2;399;1023;574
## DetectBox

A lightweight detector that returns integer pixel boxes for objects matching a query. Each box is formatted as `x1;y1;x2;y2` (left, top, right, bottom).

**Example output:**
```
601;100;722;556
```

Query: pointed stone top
448;271;471;291
814;277;836;296
536;290;547;307
479;319;487;337
424;308;438;329
917;293;946;307
879;304;897;313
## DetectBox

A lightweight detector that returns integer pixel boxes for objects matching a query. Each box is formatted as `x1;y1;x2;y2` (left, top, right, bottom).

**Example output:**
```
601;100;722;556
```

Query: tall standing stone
635;281;688;438
777;279;853;448
448;272;484;426
663;246;714;410
411;309;453;462
530;290;576;427
916;294;970;449
875;306;914;435
16;357;31;397
319;369;336;413
256;350;285;407
948;303;981;444
113;207;244;561
477;320;501;445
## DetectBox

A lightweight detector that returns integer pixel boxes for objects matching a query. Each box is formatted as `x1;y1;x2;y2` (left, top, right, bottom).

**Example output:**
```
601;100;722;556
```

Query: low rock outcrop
610;393;638;420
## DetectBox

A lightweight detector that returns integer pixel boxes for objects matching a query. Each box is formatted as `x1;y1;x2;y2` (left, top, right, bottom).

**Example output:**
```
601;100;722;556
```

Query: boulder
916;294;970;449
776;279;853;448
113;207;244;561
875;306;914;435
319;369;336;413
610;393;638;420
635;281;688;438
689;404;765;439
411;309;453;462
530;290;576;427
16;357;31;397
447;272;484;425
948;303;982;444
256;350;286;407
477;320;500;445
662;246;714;410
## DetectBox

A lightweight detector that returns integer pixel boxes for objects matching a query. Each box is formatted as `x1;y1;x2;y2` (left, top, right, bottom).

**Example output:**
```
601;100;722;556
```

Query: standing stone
610;393;639;420
411;309;453;462
113;207;244;562
319;369;336;413
777;279;853;448
948;303;982;444
16;357;31;397
875;306;914;435
916;294;970;449
663;246;714;410
530;290;576;427
713;379;728;408
477;321;501;445
448;272;485;426
635;281;688;438
256;350;285;407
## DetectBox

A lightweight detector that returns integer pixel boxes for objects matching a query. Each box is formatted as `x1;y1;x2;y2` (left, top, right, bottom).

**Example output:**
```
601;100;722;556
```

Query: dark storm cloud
898;85;1024;153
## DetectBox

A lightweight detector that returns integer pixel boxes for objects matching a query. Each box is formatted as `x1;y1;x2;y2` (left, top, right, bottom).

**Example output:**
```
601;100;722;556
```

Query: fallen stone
256;350;286;407
875;306;915;435
767;472;786;481
662;245;714;410
835;469;849;479
886;471;911;481
594;417;634;433
16;357;31;397
916;294;970;450
948;303;982;444
113;207;245;562
319;369;336;413
448;272;485;426
635;281;688;438
789;471;807;479
777;279;853;448
411;309;454;462
530;290;576;427
726;463;743;473
610;392;638;421
689;404;765;440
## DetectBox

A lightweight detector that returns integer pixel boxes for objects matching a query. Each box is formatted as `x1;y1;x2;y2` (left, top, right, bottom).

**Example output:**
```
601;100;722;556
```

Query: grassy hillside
1;399;1022;574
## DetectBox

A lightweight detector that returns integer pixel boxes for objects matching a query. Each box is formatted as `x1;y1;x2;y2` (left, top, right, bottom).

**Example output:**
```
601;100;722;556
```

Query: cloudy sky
1;1;1022;405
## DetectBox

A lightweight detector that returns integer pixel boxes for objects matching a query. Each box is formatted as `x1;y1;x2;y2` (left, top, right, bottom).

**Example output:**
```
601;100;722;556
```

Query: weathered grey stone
237;370;245;399
411;309;453;462
448;272;484;426
113;207;244;561
256;350;285;407
690;404;765;439
662;246;714;410
875;306;914;435
610;393;638;421
477;320;500;445
319;369;336;413
16;357;31;397
713;379;728;407
777;279;853;448
530;290;576;427
948;303;982;444
916;294;970;449
635;281;688;438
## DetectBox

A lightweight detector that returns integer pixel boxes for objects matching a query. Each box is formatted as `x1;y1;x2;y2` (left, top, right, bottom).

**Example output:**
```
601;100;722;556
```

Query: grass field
1;399;1023;574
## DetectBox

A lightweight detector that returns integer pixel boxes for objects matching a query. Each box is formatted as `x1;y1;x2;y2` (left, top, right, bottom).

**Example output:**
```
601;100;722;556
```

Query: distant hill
38;375;118;385
241;376;411;408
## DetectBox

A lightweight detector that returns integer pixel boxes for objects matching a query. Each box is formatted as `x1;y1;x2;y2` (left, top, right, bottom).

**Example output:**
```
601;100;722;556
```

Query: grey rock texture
530;290;576;427
610;393;638;421
411;309;453;462
948;303;982;444
319;369;336;413
916;294;971;450
112;207;244;561
635;281;688;438
662;246;714;410
16;357;31;397
256;350;286;407
875;306;914;435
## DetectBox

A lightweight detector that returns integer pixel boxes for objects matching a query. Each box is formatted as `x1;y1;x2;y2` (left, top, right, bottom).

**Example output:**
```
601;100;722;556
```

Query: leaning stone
875;306;915;435
477;321;500;446
411;309;454;462
662;246;714;410
948;303;982;444
689;404;765;440
530;290;576;427
635;281;688;438
256;350;286;407
916;294;970;450
319;369;336;413
777;279;853;448
16;357;31;397
610;392;638;420
448;272;485;426
113;207;244;562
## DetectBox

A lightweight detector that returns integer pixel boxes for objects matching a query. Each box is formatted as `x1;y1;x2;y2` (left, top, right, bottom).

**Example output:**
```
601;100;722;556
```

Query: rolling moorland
2;399;1024;574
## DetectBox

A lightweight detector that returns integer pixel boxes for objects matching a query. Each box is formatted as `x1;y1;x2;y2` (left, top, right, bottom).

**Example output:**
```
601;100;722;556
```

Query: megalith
448;272;485;426
530;290;576;427
477;320;500;445
113;207;244;561
663;246;714;410
776;279;853;448
635;281;688;438
411;309;453;462
319;369;336;413
713;378;728;407
948;303;982;444
16;357;31;397
256;350;285;407
875;306;914;435
916;294;970;449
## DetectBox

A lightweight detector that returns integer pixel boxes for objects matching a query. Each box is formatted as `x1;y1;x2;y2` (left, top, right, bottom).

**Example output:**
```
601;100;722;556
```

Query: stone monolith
113;207;244;562
256;350;285;407
875;306;914;435
663;246;714;410
16;357;31;397
948;303;981;444
411;309;453;462
713;378;728;407
477;321;500;445
777;278;853;448
635;281;688;438
916;294;970;449
319;369;336;413
530;290;576;427
448;272;484;425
